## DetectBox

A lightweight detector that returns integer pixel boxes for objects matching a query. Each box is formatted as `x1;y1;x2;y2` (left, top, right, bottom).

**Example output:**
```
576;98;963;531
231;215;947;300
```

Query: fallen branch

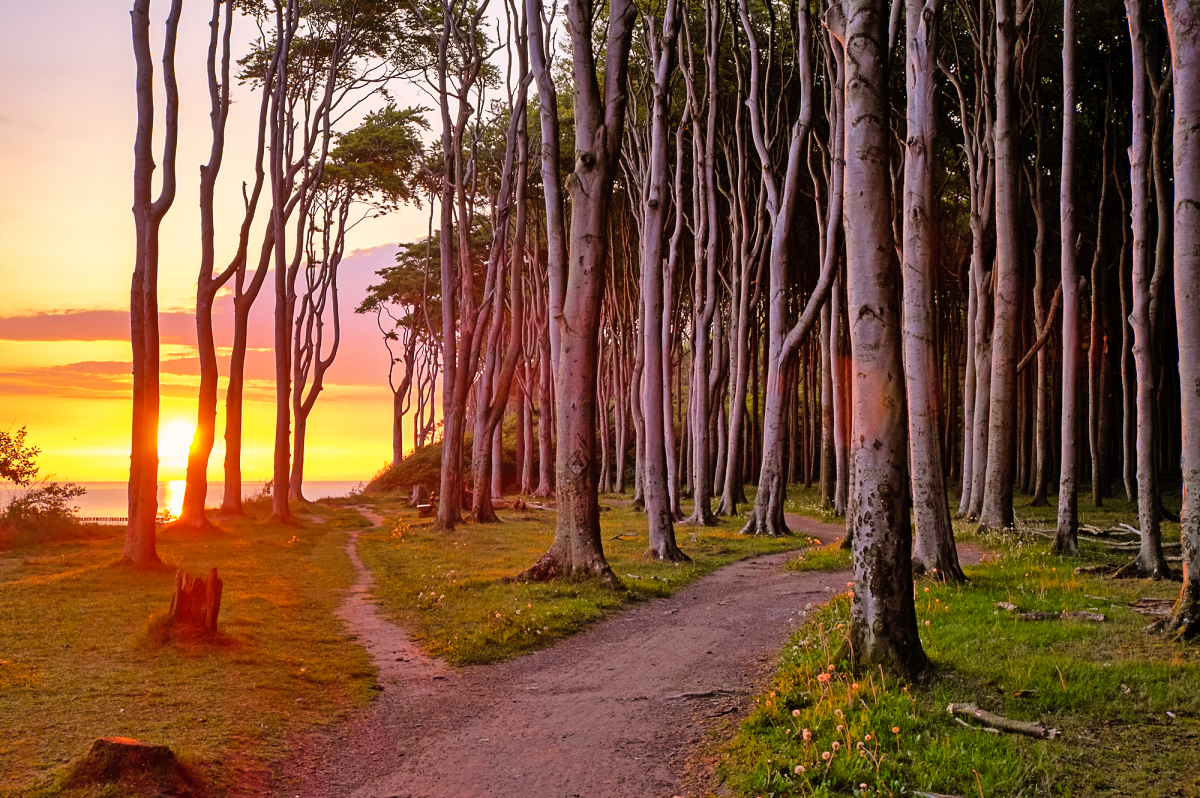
609;533;640;541
947;703;1058;739
665;689;738;700
1018;610;1106;622
1129;598;1175;616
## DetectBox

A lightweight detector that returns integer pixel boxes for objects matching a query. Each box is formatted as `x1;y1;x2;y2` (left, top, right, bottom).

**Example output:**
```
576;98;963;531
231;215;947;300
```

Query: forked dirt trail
275;510;852;798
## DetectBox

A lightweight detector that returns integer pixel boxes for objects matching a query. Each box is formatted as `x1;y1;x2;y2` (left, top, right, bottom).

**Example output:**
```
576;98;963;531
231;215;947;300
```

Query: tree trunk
1055;0;1080;554
979;0;1020;531
903;0;963;582
1121;0;1171;578
1163;0;1200;638
519;0;637;584
840;0;927;676
124;0;182;567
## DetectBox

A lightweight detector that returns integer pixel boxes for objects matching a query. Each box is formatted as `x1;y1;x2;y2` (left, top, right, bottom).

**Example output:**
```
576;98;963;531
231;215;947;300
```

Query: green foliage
366;439;453;491
0;427;40;487
322;103;429;208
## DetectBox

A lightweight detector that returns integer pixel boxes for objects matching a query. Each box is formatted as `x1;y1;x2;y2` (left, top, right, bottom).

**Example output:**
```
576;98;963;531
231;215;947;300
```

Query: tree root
1112;560;1177;580
946;702;1058;738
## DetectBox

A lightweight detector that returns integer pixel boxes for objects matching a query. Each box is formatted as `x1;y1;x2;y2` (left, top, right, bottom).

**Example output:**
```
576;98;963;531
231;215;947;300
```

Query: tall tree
903;0;963;581
174;0;271;532
124;0;182;567
519;0;638;582
1163;0;1200;639
978;0;1020;531
1054;0;1080;554
837;0;927;675
1120;0;1172;578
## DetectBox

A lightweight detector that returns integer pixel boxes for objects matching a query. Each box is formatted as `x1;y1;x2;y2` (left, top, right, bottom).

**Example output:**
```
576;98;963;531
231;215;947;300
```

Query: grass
0;502;376;798
721;498;1200;798
355;495;816;665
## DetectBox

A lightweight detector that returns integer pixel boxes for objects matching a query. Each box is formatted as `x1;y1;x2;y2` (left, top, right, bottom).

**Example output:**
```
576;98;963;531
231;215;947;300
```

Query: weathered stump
65;737;201;795
169;567;222;633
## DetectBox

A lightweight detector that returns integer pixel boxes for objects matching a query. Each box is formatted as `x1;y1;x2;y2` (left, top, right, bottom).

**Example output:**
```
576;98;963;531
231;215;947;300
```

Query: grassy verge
721;507;1200;797
0;503;376;797
356;497;815;666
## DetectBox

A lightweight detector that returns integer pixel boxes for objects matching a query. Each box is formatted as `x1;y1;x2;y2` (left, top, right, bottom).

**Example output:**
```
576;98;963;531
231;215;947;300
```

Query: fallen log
946;703;1058;739
1018;610;1106;622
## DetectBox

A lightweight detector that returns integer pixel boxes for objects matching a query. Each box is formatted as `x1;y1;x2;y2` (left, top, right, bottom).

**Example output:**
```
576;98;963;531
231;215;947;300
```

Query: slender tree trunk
1055;0;1080;554
903;0;962;581
124;0;181;566
819;301;836;509
1163;0;1200;637
839;0;927;676
1121;0;1171;578
979;0;1020;531
520;0;637;583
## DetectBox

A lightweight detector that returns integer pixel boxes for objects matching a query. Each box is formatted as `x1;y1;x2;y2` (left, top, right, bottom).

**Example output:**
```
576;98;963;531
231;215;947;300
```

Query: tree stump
65;737;201;795
169;567;222;633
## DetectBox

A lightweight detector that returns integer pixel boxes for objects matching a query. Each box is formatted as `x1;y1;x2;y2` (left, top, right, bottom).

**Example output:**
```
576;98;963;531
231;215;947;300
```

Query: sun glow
159;420;195;471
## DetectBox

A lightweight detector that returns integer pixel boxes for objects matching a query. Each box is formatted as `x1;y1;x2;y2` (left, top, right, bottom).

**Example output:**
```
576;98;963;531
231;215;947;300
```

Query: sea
1;480;364;521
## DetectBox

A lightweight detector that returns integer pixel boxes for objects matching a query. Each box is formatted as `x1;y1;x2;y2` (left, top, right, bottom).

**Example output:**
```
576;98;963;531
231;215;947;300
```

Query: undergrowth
722;505;1200;798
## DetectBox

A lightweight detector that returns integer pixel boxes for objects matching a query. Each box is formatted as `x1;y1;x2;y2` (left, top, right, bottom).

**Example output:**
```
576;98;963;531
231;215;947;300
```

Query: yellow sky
0;1;431;483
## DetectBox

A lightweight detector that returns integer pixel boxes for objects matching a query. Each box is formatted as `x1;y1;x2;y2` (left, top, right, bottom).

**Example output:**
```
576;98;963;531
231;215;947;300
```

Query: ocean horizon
1;480;366;518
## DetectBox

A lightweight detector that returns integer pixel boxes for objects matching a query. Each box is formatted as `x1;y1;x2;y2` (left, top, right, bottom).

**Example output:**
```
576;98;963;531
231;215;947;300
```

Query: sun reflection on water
157;480;186;520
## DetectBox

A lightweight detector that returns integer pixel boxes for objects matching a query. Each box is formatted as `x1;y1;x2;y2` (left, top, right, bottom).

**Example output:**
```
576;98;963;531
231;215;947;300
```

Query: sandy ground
270;510;855;798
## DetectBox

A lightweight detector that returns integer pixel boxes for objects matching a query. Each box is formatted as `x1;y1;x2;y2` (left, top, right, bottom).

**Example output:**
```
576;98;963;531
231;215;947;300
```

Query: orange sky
0;2;432;482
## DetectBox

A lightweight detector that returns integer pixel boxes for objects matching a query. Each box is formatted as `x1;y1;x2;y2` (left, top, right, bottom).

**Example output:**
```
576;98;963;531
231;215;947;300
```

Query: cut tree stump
947;703;1058;738
65;737;201;796
170;567;222;633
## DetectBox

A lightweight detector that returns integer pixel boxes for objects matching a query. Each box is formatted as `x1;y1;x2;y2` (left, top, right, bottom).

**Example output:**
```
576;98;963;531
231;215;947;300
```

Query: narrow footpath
273;510;851;798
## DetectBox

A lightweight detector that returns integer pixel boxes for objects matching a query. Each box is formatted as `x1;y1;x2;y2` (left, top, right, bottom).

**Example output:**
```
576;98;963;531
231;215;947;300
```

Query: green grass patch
356;499;814;666
0;504;376;797
721;514;1200;797
786;541;851;573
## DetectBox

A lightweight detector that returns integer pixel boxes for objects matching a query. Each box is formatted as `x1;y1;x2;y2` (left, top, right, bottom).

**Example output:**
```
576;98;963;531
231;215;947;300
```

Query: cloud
0;309;197;344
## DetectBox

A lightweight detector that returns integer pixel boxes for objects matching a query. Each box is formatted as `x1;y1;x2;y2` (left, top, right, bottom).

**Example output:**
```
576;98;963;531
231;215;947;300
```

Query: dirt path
271;511;874;797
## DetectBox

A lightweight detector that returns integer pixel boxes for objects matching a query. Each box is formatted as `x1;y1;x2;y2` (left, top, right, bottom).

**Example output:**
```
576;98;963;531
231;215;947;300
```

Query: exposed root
1112;559;1176;581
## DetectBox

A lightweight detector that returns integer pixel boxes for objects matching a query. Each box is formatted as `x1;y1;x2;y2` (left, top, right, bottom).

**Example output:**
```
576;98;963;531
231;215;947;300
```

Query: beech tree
1163;0;1199;638
519;0;638;583
838;0;927;675
125;0;182;567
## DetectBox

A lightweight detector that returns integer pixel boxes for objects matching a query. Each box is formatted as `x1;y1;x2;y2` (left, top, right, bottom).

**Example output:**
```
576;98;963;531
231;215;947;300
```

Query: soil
270;510;938;798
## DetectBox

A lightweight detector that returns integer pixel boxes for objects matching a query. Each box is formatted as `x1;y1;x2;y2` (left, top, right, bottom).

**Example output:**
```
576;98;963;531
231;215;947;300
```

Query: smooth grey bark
472;42;531;524
124;0;181;567
979;0;1020;531
903;0;963;581
636;0;689;560
1115;172;1137;503
940;16;994;520
518;0;637;584
1054;0;1080;554
680;1;723;527
1120;0;1171;578
839;0;927;676
737;1;834;536
819;301;836;509
1163;0;1200;638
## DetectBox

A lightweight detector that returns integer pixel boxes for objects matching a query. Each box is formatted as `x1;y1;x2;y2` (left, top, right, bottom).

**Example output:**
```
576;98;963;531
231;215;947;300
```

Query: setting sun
158;420;195;470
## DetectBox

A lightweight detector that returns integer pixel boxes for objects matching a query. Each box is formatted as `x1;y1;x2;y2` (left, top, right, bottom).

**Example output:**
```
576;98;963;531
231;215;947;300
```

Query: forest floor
273;504;863;798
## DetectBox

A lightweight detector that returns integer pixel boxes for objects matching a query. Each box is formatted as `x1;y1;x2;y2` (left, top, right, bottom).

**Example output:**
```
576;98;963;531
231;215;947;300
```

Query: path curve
275;510;852;798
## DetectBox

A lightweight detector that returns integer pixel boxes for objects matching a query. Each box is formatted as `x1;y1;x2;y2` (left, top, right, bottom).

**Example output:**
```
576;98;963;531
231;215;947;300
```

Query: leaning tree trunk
124;0;182;567
519;0;636;584
838;0;927;676
1163;0;1200;638
1121;0;1172;578
903;0;963;582
979;0;1020;531
1054;0;1080;554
